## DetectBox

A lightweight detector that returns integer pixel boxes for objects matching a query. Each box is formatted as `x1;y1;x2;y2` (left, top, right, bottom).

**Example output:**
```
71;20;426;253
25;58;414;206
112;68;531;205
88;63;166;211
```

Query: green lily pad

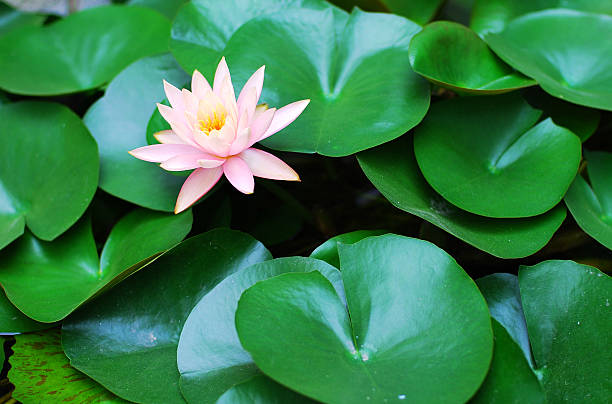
128;0;187;19
565;151;612;250
9;329;128;403
0;3;44;36
236;235;493;403
0;289;49;334
471;0;612;35
0;5;170;95
62;229;271;404
217;375;314;404
0;209;192;322
178;257;344;403
485;9;612;111
85;54;189;211
409;21;535;93
357;136;567;258
0;101;98;250
221;8;430;156
309;229;387;267
413;94;581;218
519;260;612;402
330;0;444;25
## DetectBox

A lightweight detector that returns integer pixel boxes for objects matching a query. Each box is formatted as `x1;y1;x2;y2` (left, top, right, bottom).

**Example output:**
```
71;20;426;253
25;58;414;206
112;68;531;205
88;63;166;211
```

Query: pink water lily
129;57;309;213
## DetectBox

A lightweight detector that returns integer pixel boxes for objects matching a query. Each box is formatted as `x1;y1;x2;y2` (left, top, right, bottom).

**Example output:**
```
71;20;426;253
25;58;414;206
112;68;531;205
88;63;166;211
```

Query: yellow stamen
198;110;226;135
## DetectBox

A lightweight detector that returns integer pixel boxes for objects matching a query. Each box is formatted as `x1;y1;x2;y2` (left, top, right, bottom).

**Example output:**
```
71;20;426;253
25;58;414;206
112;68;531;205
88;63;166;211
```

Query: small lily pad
309;229;387;268
216;375;314;404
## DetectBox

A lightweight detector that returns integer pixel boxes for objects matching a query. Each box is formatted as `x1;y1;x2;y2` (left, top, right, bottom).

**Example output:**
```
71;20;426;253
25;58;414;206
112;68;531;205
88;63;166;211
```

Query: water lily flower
129;57;309;213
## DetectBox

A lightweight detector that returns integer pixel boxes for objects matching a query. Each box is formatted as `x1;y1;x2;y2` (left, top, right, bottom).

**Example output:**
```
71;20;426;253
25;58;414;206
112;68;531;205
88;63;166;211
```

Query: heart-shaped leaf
216;375;314;404
357;136;567;258
220;8;430;156
0;3;44;36
413;94;581;218
519;260;611;402
178;257;344;403
85;54;189;211
9;329;128;403
309;229;387;267
0;290;49;334
485;9;612;111
236;235;493;403
0;101;98;249
471;0;612;35
565;151;612;250
0;209;192;322
62;229;271;404
409;21;534;93
0;5;170;95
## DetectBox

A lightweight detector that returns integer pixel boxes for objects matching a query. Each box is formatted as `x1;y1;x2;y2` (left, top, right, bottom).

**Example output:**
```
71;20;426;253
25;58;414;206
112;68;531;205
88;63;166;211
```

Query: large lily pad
409;21;534;93
471;0;612;35
309;229;387;268
236;235;493;403
0;5;170;95
221;8;430;156
519;261;611;402
9;329;128;403
413;94;581;218
0;290;48;334
357;136;567;258
564;151;612;250
0;101;98;249
62;229;271;404
216;375;313;404
178;257;344;403
0;3;44;36
330;0;444;25
485;9;612;111
0;209;192;322
85;54;189;211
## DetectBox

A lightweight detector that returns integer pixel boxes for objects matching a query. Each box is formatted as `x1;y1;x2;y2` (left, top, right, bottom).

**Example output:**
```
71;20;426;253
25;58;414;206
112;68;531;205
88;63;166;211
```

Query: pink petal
193;130;231;157
182;89;199;116
128;144;201;162
259;99;310;141
154;130;186;145
247;107;276;148
240;148;300;181
213;57;231;95
228;127;251;156
237;87;257;129
223;156;254;194
191;69;212;99
213;57;238;122
163;80;185;112
236;65;265;112
175;167;224;213
157;103;182;126
160;153;210;171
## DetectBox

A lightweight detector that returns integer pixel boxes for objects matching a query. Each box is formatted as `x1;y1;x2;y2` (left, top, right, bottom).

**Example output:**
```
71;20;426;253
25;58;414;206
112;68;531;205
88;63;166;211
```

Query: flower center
198;111;226;135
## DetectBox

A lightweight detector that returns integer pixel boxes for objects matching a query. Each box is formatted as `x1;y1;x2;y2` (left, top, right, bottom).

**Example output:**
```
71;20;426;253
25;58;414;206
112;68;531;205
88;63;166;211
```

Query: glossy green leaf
0;3;44;36
0;209;192;322
9;329;128;403
357;136;567;258
471;0;612;35
309;229;387;268
565;151;612;250
330;0;444;25
0;289;48;334
236;235;493;403
409;21;534;93
414;94;581;218
62;229;272;404
485;10;612;111
85;54;189;211
0;101;98;249
471;320;545;404
0;5;170;95
178;257;344;403
519;261;612;402
217;375;314;404
220;8;429;156
128;0;187;19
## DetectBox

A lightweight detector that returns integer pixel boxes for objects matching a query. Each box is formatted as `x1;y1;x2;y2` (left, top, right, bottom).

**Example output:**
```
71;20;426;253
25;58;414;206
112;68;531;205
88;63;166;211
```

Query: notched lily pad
309;229;387;268
409;21;534;93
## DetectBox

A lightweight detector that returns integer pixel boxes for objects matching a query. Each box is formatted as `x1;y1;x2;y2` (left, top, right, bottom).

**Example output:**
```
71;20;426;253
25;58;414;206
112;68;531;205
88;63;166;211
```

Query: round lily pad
178;257;344;403
0;209;192;322
357;136;567;258
409;21;534;93
564;151;612;250
331;0;444;25
236;235;493;403
413;94;581;218
216;375;314;404
62;229;271;404
221;8;430;156
519;260;611;403
309;229;387;268
0;290;49;334
0;101;98;250
84;54;189;211
485;9;612;111
0;5;170;95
